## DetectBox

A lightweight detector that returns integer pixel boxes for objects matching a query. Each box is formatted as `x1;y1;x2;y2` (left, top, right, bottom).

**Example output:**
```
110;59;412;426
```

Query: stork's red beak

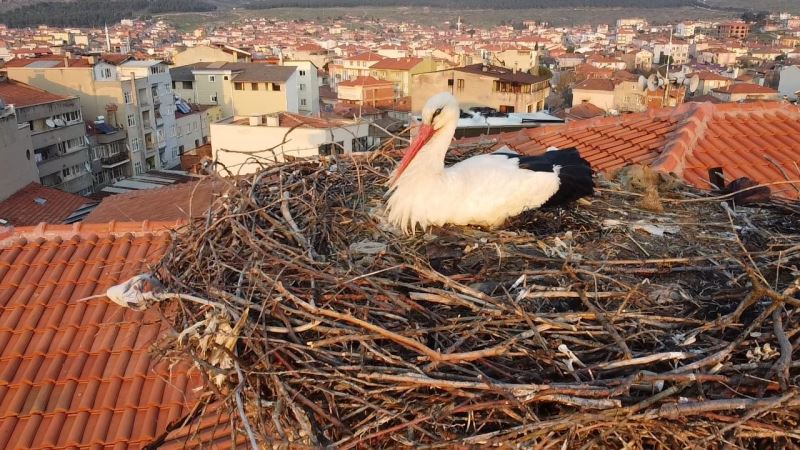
393;123;434;184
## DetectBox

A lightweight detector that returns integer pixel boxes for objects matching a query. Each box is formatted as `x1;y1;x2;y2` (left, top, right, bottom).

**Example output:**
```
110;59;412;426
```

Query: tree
537;65;553;79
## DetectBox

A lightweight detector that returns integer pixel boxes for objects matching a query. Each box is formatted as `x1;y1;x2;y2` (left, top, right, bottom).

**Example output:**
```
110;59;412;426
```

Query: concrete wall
0;109;37;201
571;89;615;111
193;71;235;116
231;75;298;116
778;66;800;100
211;120;369;175
283;61;320;116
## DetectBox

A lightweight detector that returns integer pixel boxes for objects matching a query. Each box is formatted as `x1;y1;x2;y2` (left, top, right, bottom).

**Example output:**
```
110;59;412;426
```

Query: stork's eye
432;107;443;119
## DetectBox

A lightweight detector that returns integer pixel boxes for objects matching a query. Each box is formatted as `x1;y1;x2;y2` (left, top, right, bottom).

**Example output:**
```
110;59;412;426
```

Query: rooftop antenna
105;23;111;52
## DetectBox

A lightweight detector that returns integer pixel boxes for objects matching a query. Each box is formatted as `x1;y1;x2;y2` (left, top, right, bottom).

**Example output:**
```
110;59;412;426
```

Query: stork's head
392;92;459;184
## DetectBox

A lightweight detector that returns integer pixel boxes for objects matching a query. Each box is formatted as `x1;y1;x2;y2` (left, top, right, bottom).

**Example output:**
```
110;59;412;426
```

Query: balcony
101;152;131;168
37;148;91;178
95;128;127;145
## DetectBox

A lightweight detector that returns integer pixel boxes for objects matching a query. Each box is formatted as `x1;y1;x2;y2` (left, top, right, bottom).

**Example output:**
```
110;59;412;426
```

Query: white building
778;65;800;100
119;60;178;170
675;22;696;38
282;60;320;116
211;112;372;175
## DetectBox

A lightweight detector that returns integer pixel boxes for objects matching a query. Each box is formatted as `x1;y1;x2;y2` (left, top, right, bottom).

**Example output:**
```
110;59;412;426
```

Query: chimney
249;115;262;126
265;114;280;127
64;57;69;68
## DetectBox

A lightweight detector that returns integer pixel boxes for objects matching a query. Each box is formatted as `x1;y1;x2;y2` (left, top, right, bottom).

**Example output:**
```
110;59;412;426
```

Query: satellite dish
638;75;648;91
46;118;56;128
687;74;700;94
674;72;686;85
54;118;66;127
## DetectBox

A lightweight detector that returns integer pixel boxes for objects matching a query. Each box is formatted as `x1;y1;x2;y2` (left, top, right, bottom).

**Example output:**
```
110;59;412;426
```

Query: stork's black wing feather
498;148;594;207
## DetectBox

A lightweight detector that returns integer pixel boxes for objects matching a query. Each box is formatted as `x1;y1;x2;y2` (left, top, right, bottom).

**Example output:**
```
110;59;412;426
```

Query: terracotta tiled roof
84;178;225;224
573;78;615;91
455;64;549;84
459;101;800;199
565;102;606;120
278;112;353;128
711;83;779;94
0;222;203;450
0;79;70;108
689;71;731;82
371;57;423;70
0;183;93;227
346;52;384;62
3;56;92;68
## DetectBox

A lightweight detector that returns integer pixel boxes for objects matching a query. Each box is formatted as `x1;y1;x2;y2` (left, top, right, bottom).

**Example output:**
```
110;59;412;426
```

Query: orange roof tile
371;57;424;71
338;75;393;87
84;178;224;224
573;78;615;91
0;79;70;108
711;83;779;94
459;101;800;199
0;222;204;450
0;183;94;227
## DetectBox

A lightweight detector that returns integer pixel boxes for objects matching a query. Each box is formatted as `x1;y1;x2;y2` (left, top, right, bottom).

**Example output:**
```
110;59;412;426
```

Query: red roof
565;102;606;120
0;221;202;450
711;83;779;94
689;71;731;82
84;178;224;223
371;57;424;71
0;79;70;108
0;183;92;227
346;52;384;62
459;101;800;199
3;56;92;68
573;78;615;91
338;75;393;87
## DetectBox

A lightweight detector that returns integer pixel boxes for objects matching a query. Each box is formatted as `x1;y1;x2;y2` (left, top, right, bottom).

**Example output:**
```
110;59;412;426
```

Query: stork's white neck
394;121;456;186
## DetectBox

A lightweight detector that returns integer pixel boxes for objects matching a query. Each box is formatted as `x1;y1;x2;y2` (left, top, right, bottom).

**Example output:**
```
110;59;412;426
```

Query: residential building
0;102;36;201
616;18;647;30
287;43;332;70
171;62;298;118
338;76;395;106
675;22;697;38
696;48;739;67
0;79;92;195
172;44;252;66
411;64;551;113
329;52;385;90
571;79;616;111
717;21;750;39
369;57;438;98
119;60;179;171
211;112;371;174
710;83;781;102
650;40;690;65
777;65;800;100
86;116;129;190
689;71;734;96
622;49;653;71
283;60;320;116
4;55;170;178
485;48;539;74
174;104;220;161
0;182;94;226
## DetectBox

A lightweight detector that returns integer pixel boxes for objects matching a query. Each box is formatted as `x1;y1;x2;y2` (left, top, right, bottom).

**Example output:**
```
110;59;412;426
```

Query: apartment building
337;76;395;106
174;104;220;160
0;79;93;195
688;71;734;96
411;64;551;113
717;21;750;39
0;102;37;201
4;55;175;178
328;52;384;90
710;83;781;102
287;43;332;70
170;62;299;118
211;113;370;175
282;60;320;116
650;40;690;65
86;116;129;190
369;57;438;98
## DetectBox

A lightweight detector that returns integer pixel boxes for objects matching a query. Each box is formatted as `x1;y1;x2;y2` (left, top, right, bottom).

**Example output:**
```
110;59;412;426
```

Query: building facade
411;64;551;113
282;60;320;116
0;103;37;201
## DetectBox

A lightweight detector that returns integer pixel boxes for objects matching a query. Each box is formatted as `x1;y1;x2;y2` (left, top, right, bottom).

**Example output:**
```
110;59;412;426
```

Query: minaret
457;16;462;33
105;23;111;52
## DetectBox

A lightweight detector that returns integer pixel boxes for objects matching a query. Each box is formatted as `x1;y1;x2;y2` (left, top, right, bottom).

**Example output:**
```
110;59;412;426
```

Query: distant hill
0;0;217;27
242;0;699;9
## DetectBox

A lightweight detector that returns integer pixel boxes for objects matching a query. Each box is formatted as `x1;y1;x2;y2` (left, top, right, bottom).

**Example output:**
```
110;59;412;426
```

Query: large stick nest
154;146;800;449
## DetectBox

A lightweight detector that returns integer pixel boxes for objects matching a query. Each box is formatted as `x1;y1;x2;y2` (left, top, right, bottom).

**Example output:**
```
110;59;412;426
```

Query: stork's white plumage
386;92;594;233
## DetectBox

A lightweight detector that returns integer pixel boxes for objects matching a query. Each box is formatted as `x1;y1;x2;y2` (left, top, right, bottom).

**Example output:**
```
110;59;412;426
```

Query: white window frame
127;114;136;127
209;75;216;82
124;91;132;104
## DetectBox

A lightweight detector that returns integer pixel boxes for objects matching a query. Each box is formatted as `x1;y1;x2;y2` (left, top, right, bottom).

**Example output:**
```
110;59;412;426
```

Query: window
124;91;132;104
209;75;216;82
457;79;465;90
224;75;229;80
272;83;281;91
299;70;306;76
210;94;218;103
101;67;112;78
448;79;454;86
132;137;141;152
183;81;194;89
134;161;142;174
251;82;259;91
235;82;244;90
179;145;185;154
127;114;136;127
300;83;306;91
300;99;307;106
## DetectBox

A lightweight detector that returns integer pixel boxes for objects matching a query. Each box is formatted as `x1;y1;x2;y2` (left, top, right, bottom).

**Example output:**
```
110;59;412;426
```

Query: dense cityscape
0;3;799;449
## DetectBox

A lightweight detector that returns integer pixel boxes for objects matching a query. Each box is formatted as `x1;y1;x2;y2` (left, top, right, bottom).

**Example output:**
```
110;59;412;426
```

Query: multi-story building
328;52;385;91
710;83;780;102
4;54;175;178
337;76;395;106
86;116;129;189
118;60;179;170
675;22;697;38
0;101;37;201
369;57;439;98
411;64;551;113
0;79;92;195
211;113;371;174
171;62;299;118
282;60;320;116
777;65;800;101
174;104;221;160
717;21;750;39
650;40;690;65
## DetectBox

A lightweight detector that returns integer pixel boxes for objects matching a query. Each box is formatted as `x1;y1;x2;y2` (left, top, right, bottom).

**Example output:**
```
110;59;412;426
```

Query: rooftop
338;75;393;87
711;83;779;94
459;101;800;200
573;78;615;91
0;79;71;108
0;183;95;227
371;57;424;70
454;64;550;84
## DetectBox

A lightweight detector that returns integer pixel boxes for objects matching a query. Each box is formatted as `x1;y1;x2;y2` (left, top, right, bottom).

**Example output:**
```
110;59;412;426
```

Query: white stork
386;92;594;233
